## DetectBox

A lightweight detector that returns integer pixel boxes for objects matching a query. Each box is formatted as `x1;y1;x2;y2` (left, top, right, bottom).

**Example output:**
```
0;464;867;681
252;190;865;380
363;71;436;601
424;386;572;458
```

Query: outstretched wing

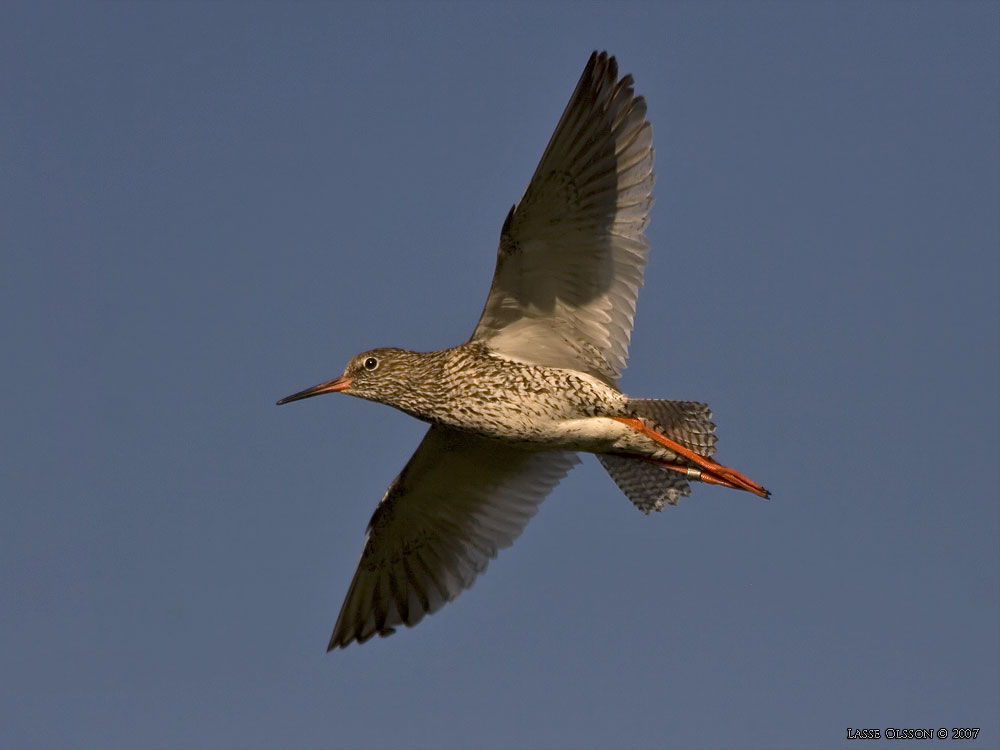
328;425;578;649
470;51;655;385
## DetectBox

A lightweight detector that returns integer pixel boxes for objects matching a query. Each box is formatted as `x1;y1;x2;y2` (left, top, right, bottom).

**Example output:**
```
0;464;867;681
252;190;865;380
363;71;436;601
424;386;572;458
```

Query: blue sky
3;2;998;748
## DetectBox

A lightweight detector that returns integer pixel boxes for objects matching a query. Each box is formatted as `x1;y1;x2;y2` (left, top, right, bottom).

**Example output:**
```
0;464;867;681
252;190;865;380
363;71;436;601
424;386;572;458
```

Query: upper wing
328;425;578;649
470;51;655;385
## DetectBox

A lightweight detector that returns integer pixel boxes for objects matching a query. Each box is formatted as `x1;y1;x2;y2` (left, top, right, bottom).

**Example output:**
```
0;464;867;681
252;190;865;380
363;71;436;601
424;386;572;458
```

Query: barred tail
598;399;718;514
624;398;717;457
598;454;690;513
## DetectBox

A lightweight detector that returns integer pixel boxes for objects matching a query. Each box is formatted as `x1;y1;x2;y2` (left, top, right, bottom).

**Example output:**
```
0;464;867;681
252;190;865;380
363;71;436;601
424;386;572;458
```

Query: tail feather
598;398;719;512
624;398;717;457
598;454;691;513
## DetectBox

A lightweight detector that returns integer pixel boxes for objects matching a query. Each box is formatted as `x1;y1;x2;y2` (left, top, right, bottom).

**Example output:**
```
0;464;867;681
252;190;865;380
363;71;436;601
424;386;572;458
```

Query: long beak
276;375;352;405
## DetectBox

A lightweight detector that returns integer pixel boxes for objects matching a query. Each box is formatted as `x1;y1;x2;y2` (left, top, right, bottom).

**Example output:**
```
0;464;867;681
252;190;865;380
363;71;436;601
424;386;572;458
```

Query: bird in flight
279;51;769;650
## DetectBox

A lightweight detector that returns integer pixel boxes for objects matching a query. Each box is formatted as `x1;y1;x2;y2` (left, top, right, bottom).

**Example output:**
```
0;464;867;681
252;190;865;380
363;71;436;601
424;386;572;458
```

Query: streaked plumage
279;52;769;650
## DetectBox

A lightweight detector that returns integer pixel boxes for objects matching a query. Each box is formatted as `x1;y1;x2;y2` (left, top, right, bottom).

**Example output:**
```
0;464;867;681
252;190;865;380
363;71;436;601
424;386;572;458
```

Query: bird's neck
382;344;494;426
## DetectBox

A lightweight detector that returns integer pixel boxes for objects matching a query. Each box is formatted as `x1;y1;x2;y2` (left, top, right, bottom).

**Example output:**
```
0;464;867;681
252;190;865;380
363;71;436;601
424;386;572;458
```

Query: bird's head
277;348;424;408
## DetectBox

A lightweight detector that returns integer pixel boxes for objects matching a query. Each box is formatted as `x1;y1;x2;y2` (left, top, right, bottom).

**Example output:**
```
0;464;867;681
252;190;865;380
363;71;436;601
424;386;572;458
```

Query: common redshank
279;51;769;650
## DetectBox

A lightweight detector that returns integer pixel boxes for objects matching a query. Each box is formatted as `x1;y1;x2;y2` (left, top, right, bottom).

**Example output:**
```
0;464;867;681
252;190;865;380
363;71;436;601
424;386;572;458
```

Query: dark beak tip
276;390;317;406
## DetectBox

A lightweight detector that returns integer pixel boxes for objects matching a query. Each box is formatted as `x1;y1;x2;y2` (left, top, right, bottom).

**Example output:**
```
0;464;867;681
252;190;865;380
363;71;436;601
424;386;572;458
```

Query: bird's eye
363;357;379;371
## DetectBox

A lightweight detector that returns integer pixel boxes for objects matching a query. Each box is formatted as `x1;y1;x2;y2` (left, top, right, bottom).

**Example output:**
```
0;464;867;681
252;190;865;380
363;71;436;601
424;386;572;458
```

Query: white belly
546;416;639;452
469;413;668;459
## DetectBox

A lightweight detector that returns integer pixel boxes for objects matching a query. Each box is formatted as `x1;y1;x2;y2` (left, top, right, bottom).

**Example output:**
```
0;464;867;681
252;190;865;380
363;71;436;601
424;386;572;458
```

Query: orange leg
637;456;744;490
614;417;771;499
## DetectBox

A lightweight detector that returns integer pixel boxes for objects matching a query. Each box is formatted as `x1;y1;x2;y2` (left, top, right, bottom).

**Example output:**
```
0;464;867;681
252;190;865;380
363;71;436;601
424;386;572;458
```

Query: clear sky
3;2;998;748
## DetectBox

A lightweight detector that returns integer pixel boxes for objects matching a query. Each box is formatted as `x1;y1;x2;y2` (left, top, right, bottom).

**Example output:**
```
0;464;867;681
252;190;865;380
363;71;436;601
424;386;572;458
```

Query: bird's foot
613;416;771;499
